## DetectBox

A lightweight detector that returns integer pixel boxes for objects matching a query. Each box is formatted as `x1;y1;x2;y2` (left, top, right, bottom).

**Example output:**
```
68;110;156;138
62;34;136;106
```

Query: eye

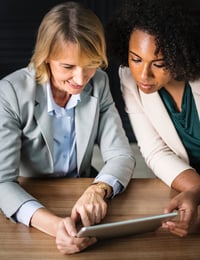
131;58;141;63
129;56;142;63
58;62;75;69
62;65;74;69
153;62;165;68
128;52;143;64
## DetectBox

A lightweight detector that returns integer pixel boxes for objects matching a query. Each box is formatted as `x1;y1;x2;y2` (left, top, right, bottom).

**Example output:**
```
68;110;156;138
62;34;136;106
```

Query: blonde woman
0;2;135;254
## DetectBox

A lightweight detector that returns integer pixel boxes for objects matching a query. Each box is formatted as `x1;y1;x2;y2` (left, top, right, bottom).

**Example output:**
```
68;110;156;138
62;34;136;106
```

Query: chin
139;87;155;94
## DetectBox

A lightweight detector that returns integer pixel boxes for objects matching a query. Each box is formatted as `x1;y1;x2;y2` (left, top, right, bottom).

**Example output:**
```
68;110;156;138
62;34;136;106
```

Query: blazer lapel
75;88;97;172
34;84;54;168
140;90;188;161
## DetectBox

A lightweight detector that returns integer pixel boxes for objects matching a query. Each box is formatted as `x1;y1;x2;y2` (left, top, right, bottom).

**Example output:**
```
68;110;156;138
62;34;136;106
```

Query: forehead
51;40;80;60
129;29;162;59
50;40;91;66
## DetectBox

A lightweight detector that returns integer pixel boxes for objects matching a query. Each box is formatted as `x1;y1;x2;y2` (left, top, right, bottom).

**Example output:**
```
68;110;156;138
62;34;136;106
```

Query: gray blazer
0;67;135;218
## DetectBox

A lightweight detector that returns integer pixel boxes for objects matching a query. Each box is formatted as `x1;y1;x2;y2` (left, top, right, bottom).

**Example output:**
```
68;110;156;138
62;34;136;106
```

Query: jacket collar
75;83;97;172
34;83;54;169
140;89;189;161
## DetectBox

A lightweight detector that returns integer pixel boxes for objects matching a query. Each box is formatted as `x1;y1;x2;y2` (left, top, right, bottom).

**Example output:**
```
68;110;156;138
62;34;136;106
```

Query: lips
138;82;154;90
67;81;83;89
140;82;153;87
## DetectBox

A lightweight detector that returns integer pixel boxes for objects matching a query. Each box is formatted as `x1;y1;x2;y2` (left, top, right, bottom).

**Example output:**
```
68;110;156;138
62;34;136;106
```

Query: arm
0;77;45;218
171;169;200;193
30;208;97;254
71;70;135;227
92;70;135;189
163;169;200;237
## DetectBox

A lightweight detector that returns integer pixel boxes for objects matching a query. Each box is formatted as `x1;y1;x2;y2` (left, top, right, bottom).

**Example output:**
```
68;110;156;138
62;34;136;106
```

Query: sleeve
94;174;123;197
13;200;45;226
92;69;136;190
0;78;39;218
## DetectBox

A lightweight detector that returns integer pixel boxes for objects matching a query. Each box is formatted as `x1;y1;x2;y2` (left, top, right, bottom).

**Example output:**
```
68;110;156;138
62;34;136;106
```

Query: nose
140;64;153;80
73;67;86;85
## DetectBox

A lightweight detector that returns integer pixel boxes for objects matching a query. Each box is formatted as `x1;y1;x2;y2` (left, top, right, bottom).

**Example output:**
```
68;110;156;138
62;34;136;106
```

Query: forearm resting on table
30;208;62;236
172;169;200;202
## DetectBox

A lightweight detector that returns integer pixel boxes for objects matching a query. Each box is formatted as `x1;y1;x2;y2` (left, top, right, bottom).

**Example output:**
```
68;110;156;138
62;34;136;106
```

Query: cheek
87;69;97;80
53;68;72;80
48;64;60;79
157;71;172;84
129;64;140;79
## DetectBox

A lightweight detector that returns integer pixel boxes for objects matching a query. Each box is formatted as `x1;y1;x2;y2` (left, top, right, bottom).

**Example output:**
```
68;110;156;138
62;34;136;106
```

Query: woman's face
128;29;174;94
47;41;96;95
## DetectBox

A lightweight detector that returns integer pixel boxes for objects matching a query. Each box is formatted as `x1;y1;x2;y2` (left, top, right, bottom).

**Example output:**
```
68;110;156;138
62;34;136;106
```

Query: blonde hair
30;1;108;84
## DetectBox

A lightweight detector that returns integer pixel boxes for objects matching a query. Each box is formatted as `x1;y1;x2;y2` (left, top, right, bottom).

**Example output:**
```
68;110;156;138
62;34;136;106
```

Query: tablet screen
77;211;178;239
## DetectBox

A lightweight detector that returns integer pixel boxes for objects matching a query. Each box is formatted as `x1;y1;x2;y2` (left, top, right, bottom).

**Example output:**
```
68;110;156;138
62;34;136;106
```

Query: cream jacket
119;66;200;186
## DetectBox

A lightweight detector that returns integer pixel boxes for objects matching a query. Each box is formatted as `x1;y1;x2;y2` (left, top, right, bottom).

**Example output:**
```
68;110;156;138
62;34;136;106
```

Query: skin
128;29;185;110
46;41;96;107
30;41;113;254
128;29;200;237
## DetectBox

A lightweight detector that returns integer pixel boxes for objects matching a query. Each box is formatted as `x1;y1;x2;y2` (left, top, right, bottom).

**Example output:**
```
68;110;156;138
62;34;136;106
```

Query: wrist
30;208;62;237
90;182;112;199
189;186;200;204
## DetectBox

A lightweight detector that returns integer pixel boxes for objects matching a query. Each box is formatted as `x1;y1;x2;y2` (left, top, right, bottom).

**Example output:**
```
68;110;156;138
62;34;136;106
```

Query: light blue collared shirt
47;83;80;177
14;82;122;226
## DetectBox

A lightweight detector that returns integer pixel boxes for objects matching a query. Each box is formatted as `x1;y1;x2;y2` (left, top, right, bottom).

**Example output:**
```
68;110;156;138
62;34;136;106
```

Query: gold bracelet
92;182;110;199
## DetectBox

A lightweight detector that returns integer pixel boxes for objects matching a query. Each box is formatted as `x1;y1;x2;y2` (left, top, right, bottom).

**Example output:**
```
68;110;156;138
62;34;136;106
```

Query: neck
51;86;71;108
163;80;186;112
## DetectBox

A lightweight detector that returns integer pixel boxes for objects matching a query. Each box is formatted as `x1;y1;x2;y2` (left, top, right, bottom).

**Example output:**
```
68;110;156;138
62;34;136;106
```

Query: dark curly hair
106;0;200;81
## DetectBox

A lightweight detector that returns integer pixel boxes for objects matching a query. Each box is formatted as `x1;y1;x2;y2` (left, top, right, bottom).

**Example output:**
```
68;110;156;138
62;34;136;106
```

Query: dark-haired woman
107;0;200;237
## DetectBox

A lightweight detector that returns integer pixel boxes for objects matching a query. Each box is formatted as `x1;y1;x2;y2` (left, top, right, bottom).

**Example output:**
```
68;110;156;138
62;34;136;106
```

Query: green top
159;83;200;173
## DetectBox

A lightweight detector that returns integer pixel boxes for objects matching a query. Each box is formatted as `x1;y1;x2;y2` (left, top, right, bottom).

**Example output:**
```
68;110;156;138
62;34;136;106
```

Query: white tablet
77;211;178;239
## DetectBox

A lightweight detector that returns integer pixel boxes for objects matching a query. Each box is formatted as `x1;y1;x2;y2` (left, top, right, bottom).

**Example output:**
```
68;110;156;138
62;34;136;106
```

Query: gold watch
93;182;110;199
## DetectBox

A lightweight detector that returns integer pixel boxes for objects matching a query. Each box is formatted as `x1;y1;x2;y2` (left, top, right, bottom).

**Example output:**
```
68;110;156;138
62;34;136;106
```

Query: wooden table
1;178;200;259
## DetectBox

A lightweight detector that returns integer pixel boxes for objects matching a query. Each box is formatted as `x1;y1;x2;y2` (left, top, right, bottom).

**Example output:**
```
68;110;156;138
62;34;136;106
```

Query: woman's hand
71;183;110;226
30;208;97;254
56;217;97;254
162;190;199;237
57;182;111;254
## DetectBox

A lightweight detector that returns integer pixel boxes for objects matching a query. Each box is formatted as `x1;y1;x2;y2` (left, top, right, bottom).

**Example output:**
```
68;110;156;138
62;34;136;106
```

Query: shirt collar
46;82;81;116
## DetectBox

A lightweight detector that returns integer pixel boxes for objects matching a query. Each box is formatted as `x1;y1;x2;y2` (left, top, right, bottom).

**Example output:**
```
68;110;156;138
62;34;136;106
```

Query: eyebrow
60;63;74;66
129;50;164;62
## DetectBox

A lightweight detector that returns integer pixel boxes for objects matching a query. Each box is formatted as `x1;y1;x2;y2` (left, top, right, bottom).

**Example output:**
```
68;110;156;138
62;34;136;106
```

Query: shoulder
0;67;35;86
119;66;134;83
83;69;110;96
189;80;200;95
118;66;138;93
0;67;37;105
92;68;109;85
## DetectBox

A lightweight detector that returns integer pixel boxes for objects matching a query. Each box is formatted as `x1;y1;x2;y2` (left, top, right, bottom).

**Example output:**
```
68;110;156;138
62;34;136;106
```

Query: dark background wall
0;0;136;142
0;0;123;75
1;0;200;142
